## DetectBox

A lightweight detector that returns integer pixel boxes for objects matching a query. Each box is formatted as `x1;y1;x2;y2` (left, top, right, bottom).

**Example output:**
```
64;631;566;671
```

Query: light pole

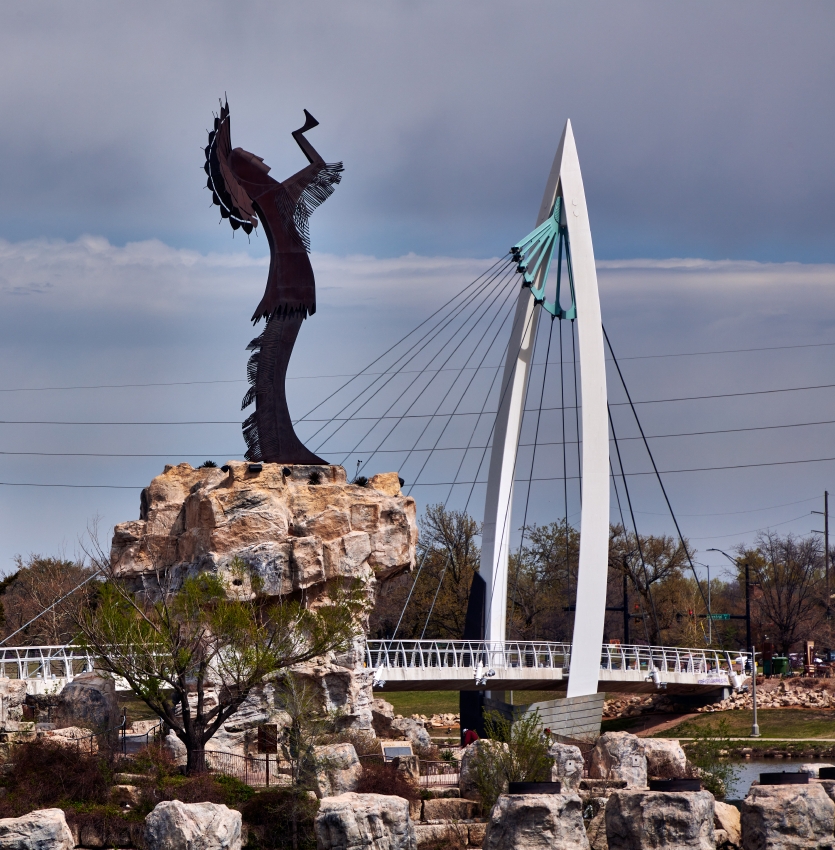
708;548;752;655
707;563;712;645
750;645;760;738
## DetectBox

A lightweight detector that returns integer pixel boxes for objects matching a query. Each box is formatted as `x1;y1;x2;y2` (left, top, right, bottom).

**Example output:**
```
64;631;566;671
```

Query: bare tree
1;555;95;645
370;505;480;639
740;531;823;655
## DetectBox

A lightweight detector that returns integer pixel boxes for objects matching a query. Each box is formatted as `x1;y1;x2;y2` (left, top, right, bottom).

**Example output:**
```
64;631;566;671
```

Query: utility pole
751;645;760;738
813;491;830;618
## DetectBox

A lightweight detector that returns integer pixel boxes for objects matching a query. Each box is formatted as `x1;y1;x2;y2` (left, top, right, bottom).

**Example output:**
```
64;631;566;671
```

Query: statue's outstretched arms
277;110;344;252
205;100;259;234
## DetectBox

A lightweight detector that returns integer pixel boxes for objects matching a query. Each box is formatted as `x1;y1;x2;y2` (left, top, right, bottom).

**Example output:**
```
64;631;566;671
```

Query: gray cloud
0;2;833;259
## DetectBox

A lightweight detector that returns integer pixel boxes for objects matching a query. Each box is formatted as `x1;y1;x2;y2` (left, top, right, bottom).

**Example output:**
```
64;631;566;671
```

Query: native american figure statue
205;101;342;464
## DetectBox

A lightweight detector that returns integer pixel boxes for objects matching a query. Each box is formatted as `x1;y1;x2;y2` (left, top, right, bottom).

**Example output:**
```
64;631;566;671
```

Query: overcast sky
1;2;834;585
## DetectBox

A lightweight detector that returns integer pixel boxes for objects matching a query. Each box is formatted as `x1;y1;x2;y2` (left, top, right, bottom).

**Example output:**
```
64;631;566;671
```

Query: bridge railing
0;645;95;684
366;640;750;677
366;640;569;671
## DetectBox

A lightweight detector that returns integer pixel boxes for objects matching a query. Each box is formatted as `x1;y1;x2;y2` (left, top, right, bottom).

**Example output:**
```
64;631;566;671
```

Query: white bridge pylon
480;120;610;700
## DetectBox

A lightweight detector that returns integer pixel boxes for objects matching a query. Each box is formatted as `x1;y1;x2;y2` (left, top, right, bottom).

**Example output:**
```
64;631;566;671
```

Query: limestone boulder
0;679;27;723
111;462;416;590
741;783;835;850
714;800;741;848
483;793;590;850
315;793;416;850
145;801;242;850
460;739;509;802
390;717;432;749
392;755;420;784
162;730;188;765
0;809;74;850
312;743;363;799
549;741;584;792
589;733;647;788
605;790;714;850
639;738;688;779
52;672;119;731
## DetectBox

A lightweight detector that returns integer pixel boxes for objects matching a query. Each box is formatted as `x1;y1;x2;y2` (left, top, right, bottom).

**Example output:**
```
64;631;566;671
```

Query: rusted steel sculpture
205;100;342;463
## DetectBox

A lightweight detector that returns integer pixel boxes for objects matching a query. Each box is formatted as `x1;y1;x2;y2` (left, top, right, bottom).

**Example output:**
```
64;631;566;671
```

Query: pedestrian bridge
366;640;750;696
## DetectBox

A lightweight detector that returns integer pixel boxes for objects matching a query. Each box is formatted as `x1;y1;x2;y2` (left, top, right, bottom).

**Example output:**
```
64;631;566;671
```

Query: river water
725;759;830;800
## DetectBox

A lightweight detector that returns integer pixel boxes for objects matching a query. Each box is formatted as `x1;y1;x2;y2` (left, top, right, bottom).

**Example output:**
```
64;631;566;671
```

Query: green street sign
709;614;731;620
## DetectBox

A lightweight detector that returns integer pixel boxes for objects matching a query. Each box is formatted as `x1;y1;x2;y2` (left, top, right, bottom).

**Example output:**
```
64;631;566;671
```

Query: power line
2;339;832;393
4;453;834;491
687;512;813;541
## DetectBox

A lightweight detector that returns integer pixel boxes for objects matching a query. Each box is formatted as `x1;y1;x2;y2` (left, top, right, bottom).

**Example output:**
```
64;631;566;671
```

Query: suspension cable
603;325;721;647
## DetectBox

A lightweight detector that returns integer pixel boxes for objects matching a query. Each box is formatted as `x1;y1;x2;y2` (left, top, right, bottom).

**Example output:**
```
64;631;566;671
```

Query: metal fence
419;760;460;787
199;750;288;787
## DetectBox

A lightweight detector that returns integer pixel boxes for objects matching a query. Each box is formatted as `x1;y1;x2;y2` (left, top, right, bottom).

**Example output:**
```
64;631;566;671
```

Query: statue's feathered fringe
276;161;344;252
242;330;263;461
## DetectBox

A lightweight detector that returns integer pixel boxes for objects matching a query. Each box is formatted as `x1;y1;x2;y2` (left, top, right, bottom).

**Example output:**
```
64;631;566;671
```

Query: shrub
0;739;111;817
241;788;319;850
355;762;420;802
469;709;551;810
307;471;322;485
683;718;740;799
199;460;218;468
352;476;368;488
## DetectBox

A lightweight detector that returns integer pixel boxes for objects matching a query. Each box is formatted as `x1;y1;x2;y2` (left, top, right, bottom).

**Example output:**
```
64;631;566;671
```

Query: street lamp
709;548;760;738
708;548;752;659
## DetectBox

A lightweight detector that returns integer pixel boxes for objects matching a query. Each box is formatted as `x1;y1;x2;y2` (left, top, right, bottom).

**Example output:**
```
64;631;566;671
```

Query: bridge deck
366;640;748;696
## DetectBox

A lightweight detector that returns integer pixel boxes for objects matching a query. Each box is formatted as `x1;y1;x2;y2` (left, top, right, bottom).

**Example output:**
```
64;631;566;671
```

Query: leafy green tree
74;558;366;774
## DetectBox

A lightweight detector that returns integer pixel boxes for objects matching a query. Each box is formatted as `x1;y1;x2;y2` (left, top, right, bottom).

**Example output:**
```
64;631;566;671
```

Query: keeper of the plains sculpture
204;100;343;464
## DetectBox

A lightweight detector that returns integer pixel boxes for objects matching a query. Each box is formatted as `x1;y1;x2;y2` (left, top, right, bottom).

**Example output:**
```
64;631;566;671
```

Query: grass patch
374;691;460;717
654;709;835;739
117;690;161;723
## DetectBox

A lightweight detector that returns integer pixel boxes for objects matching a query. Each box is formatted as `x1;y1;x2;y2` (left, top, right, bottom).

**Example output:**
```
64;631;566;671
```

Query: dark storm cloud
0;2;833;260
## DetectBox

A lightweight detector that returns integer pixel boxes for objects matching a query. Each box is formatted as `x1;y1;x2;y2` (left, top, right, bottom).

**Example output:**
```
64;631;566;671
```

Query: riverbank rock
605;790;714;850
483;793;589;850
145;801;242;850
741;783;835;850
312;743;363;798
111;462;417;732
549;741;584;791
639;739;688;779
370;699;432;748
315;793;416;850
0;809;74;850
52;672;119;731
589;733;647;788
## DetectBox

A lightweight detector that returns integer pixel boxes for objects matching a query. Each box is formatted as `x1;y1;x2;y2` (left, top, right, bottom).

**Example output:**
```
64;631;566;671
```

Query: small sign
709;614;731;620
698;675;729;686
382;745;413;762
257;724;278;754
